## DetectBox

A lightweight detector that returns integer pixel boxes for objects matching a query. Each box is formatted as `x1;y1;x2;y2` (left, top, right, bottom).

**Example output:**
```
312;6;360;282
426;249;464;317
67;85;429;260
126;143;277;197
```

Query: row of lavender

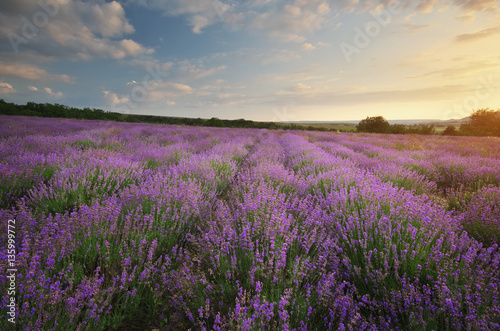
0;116;258;329
306;132;500;245
1;115;499;330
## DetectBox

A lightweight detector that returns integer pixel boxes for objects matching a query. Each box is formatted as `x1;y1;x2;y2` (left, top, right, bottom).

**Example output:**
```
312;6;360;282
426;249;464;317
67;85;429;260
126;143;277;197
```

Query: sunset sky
0;0;499;122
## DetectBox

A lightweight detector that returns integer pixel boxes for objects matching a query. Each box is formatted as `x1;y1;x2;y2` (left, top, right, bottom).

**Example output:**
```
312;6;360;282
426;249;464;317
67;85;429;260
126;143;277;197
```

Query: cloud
456;13;476;22
274;82;472;106
0;62;75;83
409;61;500;79
451;0;498;12
402;23;435;32
248;0;331;42
126;0;235;34
126;0;500;44
415;0;441;13
118;39;153;58
169;82;193;93
80;1;135;38
455;26;500;43
44;87;63;98
103;90;129;106
105;81;195;109
106;58;228;111
146;82;194;102
275;83;314;95
242;48;301;64
301;43;316;50
301;41;328;51
0;0;153;61
370;0;497;13
127;0;331;41
0;82;16;95
176;63;227;81
124;59;174;72
28;86;38;91
121;58;224;83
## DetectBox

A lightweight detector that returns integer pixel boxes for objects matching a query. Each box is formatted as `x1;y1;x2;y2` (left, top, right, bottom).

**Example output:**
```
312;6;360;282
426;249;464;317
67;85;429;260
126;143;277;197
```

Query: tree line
2;100;497;137
356;109;500;137
0;99;348;132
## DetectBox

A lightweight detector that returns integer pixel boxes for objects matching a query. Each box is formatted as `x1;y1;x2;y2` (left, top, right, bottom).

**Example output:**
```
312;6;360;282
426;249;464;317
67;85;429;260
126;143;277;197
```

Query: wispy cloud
241;48;301;65
301;41;328;51
409;61;500;79
0;62;75;83
146;82;194;102
0;82;16;95
301;43;316;51
126;0;500;40
275;83;314;95
125;0;236;34
455;26;500;43
273;83;471;106
402;23;435;33
451;0;498;12
121;58;225;83
456;13;475;22
247;1;331;43
103;90;129;107
44;87;63;98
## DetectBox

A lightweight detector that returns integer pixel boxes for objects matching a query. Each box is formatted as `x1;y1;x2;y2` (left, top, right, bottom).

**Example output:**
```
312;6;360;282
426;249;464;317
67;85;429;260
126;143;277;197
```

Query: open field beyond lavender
1;115;499;330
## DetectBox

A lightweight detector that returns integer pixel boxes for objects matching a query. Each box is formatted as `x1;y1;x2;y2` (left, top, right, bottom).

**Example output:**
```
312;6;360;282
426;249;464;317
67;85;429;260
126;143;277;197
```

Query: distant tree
459;108;500;137
0;99;17;115
206;117;225;127
390;124;407;134
442;125;457;136
356;116;391;133
407;124;435;135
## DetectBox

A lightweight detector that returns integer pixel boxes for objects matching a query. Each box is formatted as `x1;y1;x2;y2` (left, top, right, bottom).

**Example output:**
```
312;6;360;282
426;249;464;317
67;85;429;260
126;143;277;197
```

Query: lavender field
1;115;500;330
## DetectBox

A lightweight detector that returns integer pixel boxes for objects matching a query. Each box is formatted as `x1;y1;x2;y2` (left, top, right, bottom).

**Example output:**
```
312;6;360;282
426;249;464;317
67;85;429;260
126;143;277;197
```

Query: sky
0;0;499;122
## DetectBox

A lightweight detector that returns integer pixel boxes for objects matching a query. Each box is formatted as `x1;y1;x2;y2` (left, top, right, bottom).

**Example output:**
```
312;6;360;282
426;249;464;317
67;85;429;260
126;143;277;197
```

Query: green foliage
0;166;58;209
357;116;391;133
390;124;407;134
358;117;437;135
0;99;346;133
459;108;500;137
3;99;498;139
205;117;226;127
406;124;435;135
443;125;458;136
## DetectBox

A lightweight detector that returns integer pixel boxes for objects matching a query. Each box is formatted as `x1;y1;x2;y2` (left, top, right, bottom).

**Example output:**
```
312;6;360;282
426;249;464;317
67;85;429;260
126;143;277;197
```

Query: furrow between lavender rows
187;132;342;329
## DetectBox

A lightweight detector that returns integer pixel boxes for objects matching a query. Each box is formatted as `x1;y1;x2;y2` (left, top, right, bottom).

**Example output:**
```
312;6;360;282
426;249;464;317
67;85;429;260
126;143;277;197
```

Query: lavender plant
1;115;499;330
